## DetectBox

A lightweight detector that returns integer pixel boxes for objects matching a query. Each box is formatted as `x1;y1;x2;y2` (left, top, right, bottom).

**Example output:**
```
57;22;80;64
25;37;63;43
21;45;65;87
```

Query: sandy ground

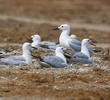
0;0;110;100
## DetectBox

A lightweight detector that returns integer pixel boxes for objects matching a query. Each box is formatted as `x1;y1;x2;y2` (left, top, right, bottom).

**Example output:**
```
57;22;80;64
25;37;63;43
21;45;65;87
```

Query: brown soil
0;0;110;100
0;66;110;100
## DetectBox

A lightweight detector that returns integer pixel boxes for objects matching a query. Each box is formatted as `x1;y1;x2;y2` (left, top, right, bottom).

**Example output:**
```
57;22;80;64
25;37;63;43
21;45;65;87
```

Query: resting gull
0;42;32;66
53;24;94;53
40;47;67;68
71;39;94;64
31;34;59;50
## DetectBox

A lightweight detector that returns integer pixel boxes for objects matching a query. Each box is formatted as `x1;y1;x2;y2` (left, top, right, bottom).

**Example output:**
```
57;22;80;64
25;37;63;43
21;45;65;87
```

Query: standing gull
0;42;32;66
71;39;94;64
53;24;94;53
40;47;67;68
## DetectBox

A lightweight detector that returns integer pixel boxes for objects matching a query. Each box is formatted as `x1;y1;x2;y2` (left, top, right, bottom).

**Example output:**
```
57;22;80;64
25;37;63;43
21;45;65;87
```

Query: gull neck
55;52;67;64
22;48;32;64
81;43;90;58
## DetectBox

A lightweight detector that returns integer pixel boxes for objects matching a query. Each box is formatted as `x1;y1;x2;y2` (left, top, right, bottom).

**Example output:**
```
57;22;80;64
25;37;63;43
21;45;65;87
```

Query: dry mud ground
0;0;110;100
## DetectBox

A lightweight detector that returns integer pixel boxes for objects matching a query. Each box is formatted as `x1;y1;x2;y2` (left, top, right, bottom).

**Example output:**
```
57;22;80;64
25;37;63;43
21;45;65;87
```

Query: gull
0;42;32;66
71;39;94;64
40;47;67;68
53;24;94;53
31;34;59;50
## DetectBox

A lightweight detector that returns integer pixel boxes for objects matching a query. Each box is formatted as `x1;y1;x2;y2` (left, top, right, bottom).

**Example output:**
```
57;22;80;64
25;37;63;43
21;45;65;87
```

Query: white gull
31;34;59;50
0;42;32;66
40;47;67;68
53;24;94;53
71;39;93;64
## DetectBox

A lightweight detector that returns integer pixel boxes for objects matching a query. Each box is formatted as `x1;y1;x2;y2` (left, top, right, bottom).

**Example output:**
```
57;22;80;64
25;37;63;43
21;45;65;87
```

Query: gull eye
62;26;64;28
62;48;64;51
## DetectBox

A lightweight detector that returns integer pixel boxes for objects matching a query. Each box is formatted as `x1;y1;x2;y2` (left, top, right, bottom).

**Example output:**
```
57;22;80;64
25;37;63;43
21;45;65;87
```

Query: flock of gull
0;24;99;68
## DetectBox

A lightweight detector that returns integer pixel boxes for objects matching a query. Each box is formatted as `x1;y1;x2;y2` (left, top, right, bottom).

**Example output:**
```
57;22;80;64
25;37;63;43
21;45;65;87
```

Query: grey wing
72;52;88;58
40;41;57;46
68;40;81;52
0;56;26;65
8;56;25;61
43;56;67;68
70;38;81;46
39;41;57;49
48;44;60;50
71;52;92;64
0;58;26;65
48;45;57;50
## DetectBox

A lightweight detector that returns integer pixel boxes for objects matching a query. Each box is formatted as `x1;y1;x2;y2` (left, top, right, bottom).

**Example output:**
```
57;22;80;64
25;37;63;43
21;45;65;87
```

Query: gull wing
71;52;92;64
42;56;67;68
68;40;81;51
0;56;26;65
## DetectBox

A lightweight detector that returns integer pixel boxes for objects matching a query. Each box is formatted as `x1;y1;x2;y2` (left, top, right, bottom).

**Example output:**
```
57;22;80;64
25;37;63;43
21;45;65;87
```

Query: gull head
55;47;67;64
53;24;70;31
82;39;96;47
31;34;41;42
23;42;31;51
55;47;64;54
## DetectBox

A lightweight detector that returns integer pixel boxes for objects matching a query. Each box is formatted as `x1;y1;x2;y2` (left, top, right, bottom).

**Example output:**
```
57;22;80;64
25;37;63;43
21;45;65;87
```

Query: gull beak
53;27;59;30
90;40;96;46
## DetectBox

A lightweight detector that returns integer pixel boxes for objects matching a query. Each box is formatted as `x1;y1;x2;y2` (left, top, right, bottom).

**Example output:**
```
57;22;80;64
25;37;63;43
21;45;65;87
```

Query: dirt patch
0;66;110;100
